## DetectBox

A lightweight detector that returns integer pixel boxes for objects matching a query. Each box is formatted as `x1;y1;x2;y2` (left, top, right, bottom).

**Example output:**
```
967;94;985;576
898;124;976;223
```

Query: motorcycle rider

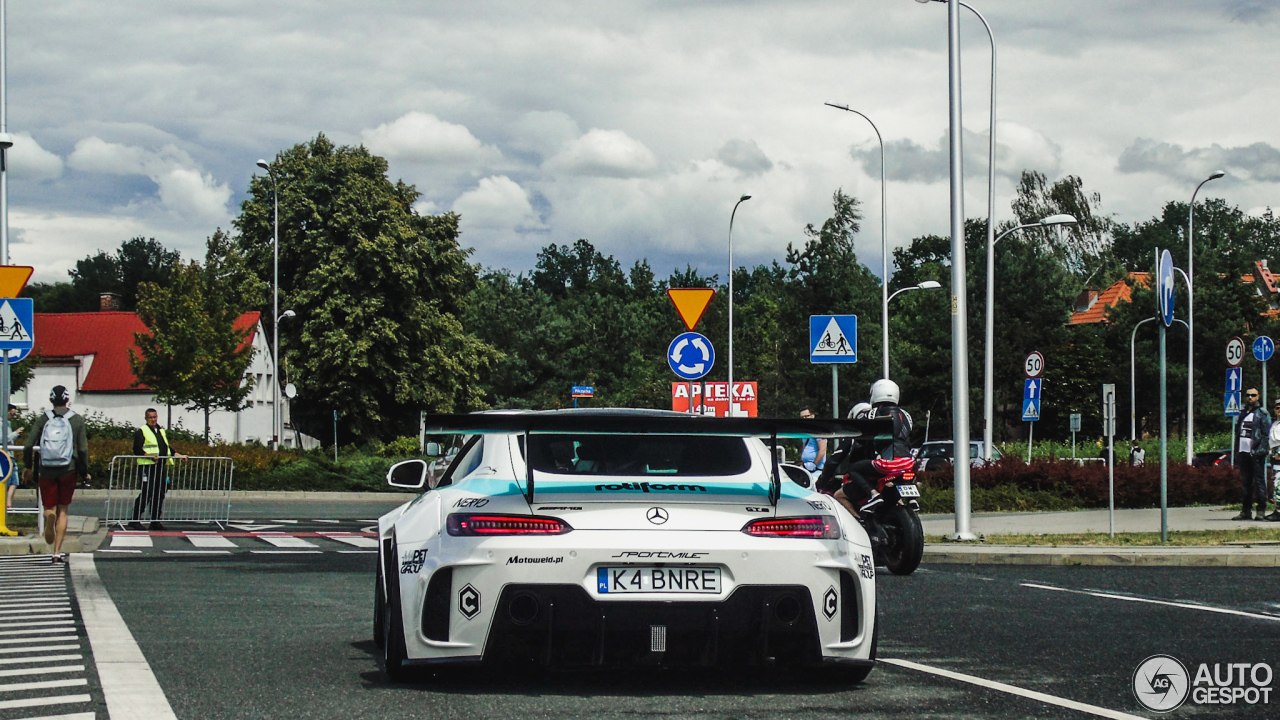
832;379;913;517
814;403;871;493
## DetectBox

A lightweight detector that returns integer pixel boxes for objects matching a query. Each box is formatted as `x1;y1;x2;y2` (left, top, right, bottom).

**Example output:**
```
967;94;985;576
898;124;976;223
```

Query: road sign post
1157;249;1175;543
1102;383;1117;537
1069;413;1081;458
810;315;857;418
1022;351;1044;463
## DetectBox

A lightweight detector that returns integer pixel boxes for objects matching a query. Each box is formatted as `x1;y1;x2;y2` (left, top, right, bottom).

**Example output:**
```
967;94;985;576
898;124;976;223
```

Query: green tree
68;237;181;311
131;232;266;441
235;134;494;443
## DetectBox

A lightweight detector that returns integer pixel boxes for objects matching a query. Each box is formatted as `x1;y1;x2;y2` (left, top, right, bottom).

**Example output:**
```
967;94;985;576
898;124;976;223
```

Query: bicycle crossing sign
1022;378;1042;421
809;315;857;364
0;298;34;363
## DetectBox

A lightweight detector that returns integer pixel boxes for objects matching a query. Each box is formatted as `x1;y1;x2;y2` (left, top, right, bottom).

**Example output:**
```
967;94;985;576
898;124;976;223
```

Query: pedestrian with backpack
21;386;90;563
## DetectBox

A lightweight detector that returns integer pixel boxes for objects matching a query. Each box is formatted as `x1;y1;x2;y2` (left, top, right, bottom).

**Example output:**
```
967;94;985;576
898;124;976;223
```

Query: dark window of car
437;436;483;488
919;444;952;459
525;434;751;476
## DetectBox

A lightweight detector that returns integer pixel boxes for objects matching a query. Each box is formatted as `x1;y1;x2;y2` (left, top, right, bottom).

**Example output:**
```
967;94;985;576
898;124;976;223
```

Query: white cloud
8;209;187;282
544;129;658;178
67;137;231;222
361;111;501;165
8;133;64;181
452;175;538;231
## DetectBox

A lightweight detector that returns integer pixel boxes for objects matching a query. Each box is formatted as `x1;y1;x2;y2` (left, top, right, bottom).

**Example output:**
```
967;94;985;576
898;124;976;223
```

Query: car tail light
446;514;573;536
742;516;839;539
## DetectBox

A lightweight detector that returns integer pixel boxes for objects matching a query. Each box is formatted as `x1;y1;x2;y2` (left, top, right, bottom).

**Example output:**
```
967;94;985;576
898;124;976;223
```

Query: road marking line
0;586;68;593
8;712;96;720
0;645;80;654
337;550;377;554
0;598;70;606
255;534;318;549
1022;583;1280;622
0;694;91;711
0;627;75;636
162;551;231;555
312;519;341;523
0;636;78;645
324;535;378;548
249;550;322;554
0;678;87;693
0;664;84;677
882;658;1145;720
0;583;67;589
184;534;236;548
0;608;71;616
0;623;74;631
0;655;81;665
95;550;143;554
109;536;152;549
268;519;299;524
69;552;177;720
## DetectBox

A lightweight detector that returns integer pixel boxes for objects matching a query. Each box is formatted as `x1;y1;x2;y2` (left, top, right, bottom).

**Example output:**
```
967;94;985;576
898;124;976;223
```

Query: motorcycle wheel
880;505;924;576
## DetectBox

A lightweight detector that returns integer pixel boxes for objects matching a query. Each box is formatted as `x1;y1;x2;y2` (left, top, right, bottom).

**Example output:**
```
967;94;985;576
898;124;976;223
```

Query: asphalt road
85;551;1278;720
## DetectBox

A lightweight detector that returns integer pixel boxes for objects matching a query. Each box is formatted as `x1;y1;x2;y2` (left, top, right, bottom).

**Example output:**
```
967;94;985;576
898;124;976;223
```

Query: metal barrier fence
105;455;234;528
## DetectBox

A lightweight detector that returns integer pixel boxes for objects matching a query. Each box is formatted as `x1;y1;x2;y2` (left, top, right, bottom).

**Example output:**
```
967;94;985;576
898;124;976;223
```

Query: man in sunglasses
1233;388;1269;520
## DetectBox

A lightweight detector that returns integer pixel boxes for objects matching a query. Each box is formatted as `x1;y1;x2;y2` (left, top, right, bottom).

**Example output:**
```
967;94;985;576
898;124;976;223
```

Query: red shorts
38;474;77;508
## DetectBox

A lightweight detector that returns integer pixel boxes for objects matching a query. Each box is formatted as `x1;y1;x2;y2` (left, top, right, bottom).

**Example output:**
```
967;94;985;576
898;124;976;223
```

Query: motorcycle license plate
596;567;721;594
897;484;920;498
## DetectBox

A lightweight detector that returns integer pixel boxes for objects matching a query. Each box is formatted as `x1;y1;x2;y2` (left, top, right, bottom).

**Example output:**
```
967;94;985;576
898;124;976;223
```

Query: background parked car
914;440;1002;473
1191;448;1230;468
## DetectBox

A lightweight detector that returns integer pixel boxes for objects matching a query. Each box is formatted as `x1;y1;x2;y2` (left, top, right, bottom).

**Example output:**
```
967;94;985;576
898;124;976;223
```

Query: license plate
596;567;721;594
897;484;920;498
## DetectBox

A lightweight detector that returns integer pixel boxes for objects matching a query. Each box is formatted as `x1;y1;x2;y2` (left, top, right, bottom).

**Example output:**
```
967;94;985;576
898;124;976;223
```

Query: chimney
99;292;122;312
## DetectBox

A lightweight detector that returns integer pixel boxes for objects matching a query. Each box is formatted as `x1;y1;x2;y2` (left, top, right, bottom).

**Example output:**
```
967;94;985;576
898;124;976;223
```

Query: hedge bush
917;459;1240;511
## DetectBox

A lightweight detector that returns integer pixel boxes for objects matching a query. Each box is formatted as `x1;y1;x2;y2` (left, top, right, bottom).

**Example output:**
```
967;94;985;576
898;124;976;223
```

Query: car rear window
525;434;752;476
920;444;952;459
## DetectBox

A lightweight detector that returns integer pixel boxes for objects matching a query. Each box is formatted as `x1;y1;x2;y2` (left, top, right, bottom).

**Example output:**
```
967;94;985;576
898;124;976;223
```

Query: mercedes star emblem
646;507;669;525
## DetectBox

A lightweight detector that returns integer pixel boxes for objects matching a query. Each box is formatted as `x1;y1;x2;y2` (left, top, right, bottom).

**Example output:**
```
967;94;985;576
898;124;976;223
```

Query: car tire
381;540;411;682
881;505;924;576
374;545;387;650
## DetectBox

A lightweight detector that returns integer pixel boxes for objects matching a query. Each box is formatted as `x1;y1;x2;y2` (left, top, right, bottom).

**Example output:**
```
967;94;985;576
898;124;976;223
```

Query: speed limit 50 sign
1024;351;1045;378
1226;337;1245;368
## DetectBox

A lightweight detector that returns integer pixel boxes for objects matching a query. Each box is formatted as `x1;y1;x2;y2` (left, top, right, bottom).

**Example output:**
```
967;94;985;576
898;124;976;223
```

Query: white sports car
374;409;880;682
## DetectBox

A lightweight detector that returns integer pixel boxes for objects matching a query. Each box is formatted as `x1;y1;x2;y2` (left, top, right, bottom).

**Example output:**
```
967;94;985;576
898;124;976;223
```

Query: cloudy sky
4;0;1278;283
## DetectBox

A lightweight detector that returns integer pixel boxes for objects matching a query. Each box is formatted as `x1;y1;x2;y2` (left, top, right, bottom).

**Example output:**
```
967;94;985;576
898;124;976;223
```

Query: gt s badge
745;507;770;513
458;584;481;620
400;549;427;574
822;586;838;621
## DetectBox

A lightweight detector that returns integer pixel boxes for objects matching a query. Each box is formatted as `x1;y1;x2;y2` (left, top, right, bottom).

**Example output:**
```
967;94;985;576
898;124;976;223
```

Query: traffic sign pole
832;366;838;419
1103;384;1116;538
1157;249;1174;543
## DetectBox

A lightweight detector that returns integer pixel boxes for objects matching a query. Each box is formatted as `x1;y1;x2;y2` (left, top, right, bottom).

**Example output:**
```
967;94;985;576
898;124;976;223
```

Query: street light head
740;195;752;202
281;309;296;319
824;102;851;112
918;280;942;290
256;159;270;171
1208;170;1226;181
1039;213;1078;227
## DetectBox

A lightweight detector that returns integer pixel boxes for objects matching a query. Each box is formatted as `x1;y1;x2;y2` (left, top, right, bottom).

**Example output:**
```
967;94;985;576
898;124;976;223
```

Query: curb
0;516;107;556
924;544;1280;567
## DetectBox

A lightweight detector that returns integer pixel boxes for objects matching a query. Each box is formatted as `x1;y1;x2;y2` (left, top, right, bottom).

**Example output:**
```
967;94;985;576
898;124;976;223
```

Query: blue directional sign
1225;367;1242;393
571;386;594;398
0;298;33;364
1022;378;1042;421
1225;392;1242;417
1157;249;1175;328
1254;336;1274;362
667;332;714;380
0;450;10;484
809;315;857;364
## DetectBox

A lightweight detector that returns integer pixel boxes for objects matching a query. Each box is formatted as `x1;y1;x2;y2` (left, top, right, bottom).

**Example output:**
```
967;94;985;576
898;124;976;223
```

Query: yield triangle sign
811;317;853;356
0;266;32;299
667;288;715;331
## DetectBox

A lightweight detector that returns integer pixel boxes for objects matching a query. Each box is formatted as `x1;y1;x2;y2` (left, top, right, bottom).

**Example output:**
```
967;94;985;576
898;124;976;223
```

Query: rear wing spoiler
420;413;890;506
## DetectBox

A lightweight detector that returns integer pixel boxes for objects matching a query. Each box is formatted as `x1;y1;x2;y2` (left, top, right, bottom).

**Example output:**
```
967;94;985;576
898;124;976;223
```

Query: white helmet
847;402;872;419
870;378;900;406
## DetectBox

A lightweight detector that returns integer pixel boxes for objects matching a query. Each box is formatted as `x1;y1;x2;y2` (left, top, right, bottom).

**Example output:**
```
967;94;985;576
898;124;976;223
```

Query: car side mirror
387;459;429;489
425;442;441;456
779;463;812;488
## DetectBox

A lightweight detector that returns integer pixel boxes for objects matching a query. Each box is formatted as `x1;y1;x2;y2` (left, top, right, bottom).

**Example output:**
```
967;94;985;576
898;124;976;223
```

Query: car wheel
374;546;387;650
880;505;924;576
381;540;411;682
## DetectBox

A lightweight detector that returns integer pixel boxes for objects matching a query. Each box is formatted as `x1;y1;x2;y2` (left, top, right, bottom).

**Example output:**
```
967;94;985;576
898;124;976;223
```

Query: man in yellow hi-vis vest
129;408;186;531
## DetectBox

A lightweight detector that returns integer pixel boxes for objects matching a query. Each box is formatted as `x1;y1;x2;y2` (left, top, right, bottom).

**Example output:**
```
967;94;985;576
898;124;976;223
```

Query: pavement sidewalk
0;515;106;555
920;505;1280;567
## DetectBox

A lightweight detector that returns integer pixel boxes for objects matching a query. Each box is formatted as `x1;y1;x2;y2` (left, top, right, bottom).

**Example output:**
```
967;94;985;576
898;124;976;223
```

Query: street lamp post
256;159;281;449
728;195;751;417
1186;170;1226;463
983;214;1077;457
276;309;296;446
824;103;889;379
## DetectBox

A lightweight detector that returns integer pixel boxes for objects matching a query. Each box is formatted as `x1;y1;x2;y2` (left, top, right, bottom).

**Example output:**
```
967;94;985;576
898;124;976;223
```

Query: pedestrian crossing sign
1022;398;1040;421
809;315;858;364
1224;391;1241;417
